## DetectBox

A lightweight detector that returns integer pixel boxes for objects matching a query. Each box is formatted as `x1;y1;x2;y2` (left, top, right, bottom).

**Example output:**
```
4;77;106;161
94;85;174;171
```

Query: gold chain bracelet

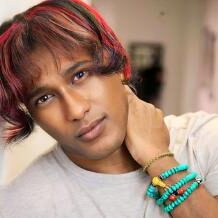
143;152;174;172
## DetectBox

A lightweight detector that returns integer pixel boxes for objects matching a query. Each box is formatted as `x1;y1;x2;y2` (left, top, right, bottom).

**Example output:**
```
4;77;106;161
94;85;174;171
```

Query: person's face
26;47;129;160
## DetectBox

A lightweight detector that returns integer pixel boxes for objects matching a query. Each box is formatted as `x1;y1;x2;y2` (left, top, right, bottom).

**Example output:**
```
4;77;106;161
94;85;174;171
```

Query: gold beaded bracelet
143;152;174;172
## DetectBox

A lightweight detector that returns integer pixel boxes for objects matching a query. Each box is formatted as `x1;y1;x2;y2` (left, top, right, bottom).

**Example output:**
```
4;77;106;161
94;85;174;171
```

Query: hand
124;86;170;166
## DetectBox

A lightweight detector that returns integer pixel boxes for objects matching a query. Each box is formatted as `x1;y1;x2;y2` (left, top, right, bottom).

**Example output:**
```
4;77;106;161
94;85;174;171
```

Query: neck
62;145;140;174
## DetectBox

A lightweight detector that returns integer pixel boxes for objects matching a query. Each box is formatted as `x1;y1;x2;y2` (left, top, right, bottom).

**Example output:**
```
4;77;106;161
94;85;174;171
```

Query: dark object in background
131;62;163;106
128;42;164;106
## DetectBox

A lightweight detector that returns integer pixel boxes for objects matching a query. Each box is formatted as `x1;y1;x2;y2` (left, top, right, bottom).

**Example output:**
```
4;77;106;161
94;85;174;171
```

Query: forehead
29;45;93;80
19;12;101;86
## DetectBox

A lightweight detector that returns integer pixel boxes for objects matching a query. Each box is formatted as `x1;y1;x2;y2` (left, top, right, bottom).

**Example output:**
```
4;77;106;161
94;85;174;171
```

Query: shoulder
165;111;218;179
165;111;218;133
165;111;218;146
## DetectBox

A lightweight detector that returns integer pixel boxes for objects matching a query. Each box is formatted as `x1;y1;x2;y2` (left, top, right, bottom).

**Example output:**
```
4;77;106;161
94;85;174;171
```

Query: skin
25;45;218;217
26;46;139;173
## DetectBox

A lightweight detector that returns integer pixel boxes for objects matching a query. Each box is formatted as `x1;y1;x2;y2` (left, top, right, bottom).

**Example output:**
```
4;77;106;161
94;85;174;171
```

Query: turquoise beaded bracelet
146;184;160;199
146;164;189;200
163;179;201;213
156;172;197;205
160;164;188;180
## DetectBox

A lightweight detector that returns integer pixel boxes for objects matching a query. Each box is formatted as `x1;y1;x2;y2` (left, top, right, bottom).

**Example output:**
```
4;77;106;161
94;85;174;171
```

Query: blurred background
93;0;218;115
1;0;218;115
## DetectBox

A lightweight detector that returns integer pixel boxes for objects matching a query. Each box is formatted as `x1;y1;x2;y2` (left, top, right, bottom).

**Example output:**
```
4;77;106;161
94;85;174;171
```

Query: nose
62;89;90;121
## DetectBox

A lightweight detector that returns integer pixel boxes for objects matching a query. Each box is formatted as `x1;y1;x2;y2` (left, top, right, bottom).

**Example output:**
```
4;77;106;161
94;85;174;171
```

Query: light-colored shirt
0;111;218;218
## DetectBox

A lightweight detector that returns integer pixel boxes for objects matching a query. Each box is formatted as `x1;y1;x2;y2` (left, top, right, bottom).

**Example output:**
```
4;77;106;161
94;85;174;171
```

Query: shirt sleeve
193;116;218;196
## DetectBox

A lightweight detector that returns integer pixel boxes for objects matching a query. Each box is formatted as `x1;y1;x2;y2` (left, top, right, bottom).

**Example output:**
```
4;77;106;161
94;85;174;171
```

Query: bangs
12;10;126;88
11;11;102;85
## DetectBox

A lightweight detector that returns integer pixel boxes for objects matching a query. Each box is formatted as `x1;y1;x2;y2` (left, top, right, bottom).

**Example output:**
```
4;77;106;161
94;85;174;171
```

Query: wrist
146;156;180;178
139;149;169;167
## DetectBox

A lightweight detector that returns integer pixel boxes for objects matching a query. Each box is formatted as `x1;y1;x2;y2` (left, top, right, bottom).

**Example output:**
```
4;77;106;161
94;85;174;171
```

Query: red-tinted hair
0;0;131;143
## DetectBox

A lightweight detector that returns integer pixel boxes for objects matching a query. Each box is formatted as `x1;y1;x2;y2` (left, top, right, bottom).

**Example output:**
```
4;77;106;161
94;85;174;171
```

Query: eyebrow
27;60;91;102
61;60;91;77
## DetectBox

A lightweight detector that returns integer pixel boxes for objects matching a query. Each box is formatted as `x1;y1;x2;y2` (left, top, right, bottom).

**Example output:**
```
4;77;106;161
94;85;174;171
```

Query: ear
120;72;125;81
118;71;128;85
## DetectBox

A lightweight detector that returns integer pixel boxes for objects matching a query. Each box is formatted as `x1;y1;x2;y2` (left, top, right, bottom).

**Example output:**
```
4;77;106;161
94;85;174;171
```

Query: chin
62;126;126;160
82;137;124;160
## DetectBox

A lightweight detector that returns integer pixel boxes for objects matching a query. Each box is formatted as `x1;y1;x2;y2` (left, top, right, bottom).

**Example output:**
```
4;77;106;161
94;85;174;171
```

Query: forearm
147;157;218;218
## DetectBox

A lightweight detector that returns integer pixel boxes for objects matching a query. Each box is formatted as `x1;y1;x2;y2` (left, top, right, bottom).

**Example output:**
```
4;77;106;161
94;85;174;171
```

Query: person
0;0;218;217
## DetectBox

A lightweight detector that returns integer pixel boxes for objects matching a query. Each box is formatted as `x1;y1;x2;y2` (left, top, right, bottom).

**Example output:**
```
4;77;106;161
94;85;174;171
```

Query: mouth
77;116;106;142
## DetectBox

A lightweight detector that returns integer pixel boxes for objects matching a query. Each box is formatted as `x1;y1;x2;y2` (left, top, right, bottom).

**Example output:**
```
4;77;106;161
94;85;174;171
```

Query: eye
35;94;53;105
72;71;89;83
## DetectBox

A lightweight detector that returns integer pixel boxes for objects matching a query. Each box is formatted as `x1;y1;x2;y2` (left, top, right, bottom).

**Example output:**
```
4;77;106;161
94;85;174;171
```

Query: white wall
93;0;205;114
180;1;205;113
0;0;92;22
204;0;218;112
0;0;42;22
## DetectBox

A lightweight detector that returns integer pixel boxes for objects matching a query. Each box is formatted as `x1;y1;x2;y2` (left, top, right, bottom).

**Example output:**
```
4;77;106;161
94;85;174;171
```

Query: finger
156;108;164;117
124;85;135;95
124;85;138;104
153;108;165;128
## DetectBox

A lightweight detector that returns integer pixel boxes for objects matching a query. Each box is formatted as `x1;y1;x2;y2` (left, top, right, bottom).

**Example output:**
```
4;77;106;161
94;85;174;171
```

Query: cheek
89;75;127;111
102;90;128;148
111;96;128;135
95;75;128;129
30;107;66;138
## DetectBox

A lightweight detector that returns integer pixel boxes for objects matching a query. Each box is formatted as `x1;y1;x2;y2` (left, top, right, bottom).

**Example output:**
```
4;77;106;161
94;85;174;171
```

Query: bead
187;189;192;194
180;180;185;185
175;184;180;189
164;207;169;213
145;184;160;199
195;176;203;184
179;195;185;201
152;177;168;188
169;194;177;201
171;202;176;208
183;192;189;198
177;187;185;195
172;186;177;191
168;188;174;194
176;198;182;204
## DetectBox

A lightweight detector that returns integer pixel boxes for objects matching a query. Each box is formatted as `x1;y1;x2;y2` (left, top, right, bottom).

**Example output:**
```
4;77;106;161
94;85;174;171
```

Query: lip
77;116;106;142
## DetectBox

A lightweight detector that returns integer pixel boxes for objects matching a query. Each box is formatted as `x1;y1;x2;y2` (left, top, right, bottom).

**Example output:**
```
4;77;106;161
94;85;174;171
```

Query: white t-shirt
0;111;218;218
